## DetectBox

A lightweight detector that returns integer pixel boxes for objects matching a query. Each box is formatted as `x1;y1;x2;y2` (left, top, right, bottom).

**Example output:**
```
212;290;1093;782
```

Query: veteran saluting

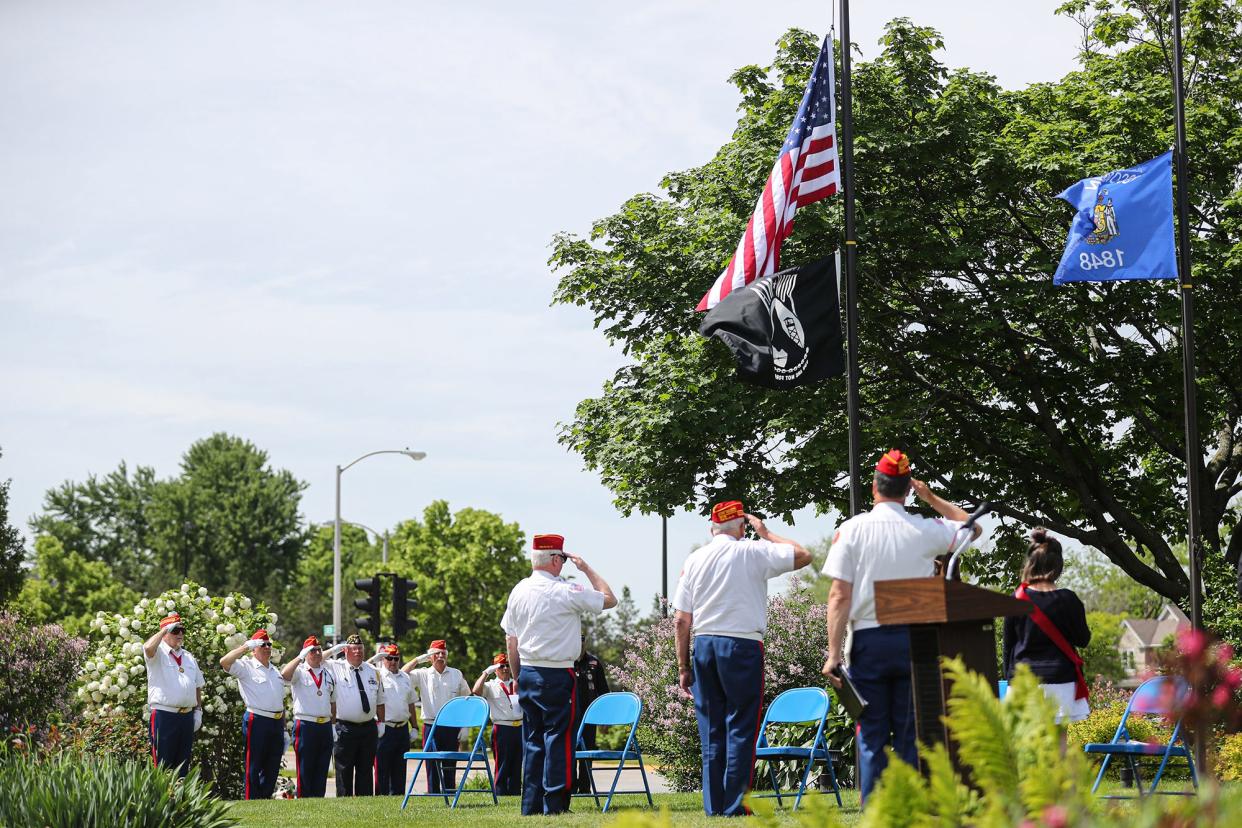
143;613;204;777
672;501;811;817
502;534;616;816
281;635;336;798
220;629;287;800
322;634;385;797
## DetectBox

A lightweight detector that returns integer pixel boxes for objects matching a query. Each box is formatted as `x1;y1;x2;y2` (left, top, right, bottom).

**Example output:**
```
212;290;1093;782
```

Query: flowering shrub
76;582;279;799
609;587;846;791
0;611;87;751
1157;627;1242;736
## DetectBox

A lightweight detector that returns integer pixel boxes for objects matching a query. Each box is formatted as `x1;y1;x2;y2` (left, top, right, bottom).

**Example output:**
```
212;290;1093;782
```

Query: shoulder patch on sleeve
570;583;585;592
832;530;840;544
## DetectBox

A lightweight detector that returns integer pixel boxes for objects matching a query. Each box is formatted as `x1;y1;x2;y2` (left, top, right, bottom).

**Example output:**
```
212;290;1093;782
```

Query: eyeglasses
258;642;272;648
384;656;399;661
551;553;568;561
167;628;185;634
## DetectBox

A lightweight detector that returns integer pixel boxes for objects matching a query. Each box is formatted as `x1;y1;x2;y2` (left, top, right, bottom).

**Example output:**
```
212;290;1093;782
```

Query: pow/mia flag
698;256;844;389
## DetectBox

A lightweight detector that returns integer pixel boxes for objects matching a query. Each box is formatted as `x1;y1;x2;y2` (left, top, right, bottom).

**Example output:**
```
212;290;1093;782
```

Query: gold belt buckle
178;707;191;714
316;716;328;724
274;711;284;720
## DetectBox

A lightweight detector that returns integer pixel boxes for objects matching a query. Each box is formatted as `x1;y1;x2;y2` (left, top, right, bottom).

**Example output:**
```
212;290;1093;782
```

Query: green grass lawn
227;791;864;827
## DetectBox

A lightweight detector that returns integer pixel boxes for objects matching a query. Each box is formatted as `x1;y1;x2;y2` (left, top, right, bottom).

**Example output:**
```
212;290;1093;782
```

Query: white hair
530;548;556;567
711;517;745;536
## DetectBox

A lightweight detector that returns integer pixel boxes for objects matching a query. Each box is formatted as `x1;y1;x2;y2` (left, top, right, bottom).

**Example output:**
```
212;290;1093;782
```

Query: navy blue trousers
149;709;194;778
420;722;461;793
518;666;576;815
491;722;523;795
850;626;917;801
241;713;284;800
334;720;378;796
692;635;765;817
292;719;333;798
375;721;411;795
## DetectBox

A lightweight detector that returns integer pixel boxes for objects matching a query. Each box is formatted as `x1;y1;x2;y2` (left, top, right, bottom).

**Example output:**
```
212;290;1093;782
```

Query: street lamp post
333;449;425;645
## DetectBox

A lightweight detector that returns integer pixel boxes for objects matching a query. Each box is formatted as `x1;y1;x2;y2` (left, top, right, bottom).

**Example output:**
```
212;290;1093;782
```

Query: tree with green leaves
14;535;141;637
550;3;1242;629
281;523;381;640
29;461;155;594
31;433;308;610
0;448;25;605
388;501;527;668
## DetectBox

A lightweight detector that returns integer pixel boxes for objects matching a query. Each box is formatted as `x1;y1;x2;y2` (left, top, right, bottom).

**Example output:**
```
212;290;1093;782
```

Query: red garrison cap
429;639;447;651
381;644;400;657
711;501;744;523
532;534;564;551
875;449;911;477
250;629;271;641
302;635;320;649
160;613;184;630
493;653;508;665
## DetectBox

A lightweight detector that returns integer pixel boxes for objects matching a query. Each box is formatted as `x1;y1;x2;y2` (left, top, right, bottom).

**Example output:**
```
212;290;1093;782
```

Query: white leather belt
246;708;285;720
296;715;331;724
151;704;195;714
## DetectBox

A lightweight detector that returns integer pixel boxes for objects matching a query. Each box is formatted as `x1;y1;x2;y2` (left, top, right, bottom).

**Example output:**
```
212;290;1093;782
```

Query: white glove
193;709;203;731
414;653;433;665
324;643;347;658
368;653;384;665
298;645;314;661
377;722;386;738
483;664;500;676
245;639;264;651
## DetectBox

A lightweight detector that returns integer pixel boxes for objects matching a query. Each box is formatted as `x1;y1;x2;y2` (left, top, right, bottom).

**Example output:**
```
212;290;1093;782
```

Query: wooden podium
874;577;1032;772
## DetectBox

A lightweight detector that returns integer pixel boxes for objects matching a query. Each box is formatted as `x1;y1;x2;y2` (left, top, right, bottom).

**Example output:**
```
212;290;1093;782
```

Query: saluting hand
565;554;588;570
245;639;264;651
297;645;314;661
910;478;932;502
744;513;769;539
483;664;500;676
414;653;433;665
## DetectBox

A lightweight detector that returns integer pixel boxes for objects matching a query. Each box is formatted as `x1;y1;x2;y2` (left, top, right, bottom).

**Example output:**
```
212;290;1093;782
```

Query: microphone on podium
946;501;992;581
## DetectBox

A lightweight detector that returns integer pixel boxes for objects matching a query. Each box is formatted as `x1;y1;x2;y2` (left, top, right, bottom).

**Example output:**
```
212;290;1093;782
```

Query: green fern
941;657;1023;823
921;741;980;827
858;751;931;828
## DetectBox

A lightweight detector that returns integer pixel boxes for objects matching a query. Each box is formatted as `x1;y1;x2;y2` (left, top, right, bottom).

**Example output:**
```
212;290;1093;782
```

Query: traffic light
393;577;418;638
353;576;382;636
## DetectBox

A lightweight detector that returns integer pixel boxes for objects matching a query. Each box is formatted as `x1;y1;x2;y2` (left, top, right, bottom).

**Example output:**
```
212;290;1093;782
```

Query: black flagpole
1171;0;1205;771
839;0;863;515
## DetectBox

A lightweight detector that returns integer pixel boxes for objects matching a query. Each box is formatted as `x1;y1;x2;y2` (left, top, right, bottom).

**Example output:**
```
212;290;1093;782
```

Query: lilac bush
609;586;842;791
0;610;88;750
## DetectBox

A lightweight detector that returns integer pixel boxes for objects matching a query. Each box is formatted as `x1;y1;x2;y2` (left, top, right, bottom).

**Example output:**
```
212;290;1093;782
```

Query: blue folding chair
401;696;498;809
571;691;654;812
1083;675;1198;798
752;687;842;810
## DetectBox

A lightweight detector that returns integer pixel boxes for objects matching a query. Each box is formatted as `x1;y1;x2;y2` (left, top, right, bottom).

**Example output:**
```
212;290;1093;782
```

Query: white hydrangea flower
117;674;128;688
198;586;208;596
215;624;228;635
90;690;103;703
239;597;252;610
180;583;190;593
223;606;235;617
87;680;100;692
130;665;144;676
224;596;235;607
267;613;278;625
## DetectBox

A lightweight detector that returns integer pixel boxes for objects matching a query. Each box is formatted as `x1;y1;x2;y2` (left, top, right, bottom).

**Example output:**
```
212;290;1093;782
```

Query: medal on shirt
170;650;184;674
310;667;324;697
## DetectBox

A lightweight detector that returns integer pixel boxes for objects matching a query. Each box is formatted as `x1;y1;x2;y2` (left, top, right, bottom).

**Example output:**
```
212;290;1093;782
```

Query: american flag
697;36;840;311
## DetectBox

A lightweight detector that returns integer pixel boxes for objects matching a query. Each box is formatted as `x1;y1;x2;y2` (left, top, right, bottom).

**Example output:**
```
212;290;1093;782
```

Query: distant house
1118;604;1190;681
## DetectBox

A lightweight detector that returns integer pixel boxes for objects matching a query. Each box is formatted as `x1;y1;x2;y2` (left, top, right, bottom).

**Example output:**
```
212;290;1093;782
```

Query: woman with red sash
1003;527;1092;724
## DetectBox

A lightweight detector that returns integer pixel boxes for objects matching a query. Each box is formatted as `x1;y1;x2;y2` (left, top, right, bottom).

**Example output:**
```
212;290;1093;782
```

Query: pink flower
1042;805;1069;828
1178;629;1209;660
1226;668;1242;690
1217;643;1235;663
1212;685;1232;708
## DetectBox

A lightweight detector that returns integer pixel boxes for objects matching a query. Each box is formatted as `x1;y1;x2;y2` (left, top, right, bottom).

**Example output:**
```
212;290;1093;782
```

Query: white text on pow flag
698;256;844;389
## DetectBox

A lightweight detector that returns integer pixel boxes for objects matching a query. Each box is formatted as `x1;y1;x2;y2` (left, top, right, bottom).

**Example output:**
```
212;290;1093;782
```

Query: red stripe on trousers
746;642;766;797
293;720;302;798
150;711;157;766
244;713;253;800
566;669;577;791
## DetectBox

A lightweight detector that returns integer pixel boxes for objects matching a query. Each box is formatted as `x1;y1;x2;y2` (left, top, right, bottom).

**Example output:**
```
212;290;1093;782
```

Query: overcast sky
1;1;1083;618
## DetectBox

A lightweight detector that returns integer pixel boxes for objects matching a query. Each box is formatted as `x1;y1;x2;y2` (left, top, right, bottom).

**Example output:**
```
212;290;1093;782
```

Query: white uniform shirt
671;534;796;641
502;570;607;668
408;666;470;722
379;668;416;724
323;659;385;722
227;657;286;713
480;677;522;723
822;501;963;632
145;642;205;710
288;663;336;721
